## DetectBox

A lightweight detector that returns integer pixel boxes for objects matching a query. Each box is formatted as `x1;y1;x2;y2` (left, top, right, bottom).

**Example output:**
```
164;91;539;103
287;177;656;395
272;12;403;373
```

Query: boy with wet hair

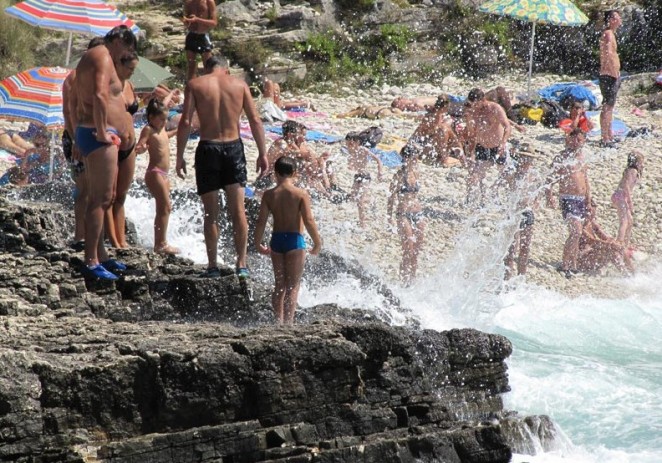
254;156;322;325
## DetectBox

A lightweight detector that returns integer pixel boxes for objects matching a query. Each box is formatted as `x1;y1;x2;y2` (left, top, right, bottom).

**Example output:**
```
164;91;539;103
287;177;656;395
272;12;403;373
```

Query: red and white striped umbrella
4;0;141;65
0;66;72;128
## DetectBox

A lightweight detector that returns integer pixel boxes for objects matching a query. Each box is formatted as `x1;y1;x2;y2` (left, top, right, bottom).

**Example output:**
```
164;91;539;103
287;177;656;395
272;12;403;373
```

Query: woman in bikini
105;52;140;248
611;150;644;247
136;98;180;255
387;147;425;285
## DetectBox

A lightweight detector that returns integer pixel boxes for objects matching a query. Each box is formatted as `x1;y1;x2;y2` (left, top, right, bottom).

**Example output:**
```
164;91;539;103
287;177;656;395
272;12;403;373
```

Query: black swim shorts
62;130;85;176
560;195;587;221
62;130;73;162
519;210;535;230
185;32;213;54
195;139;247;195
475;144;505;164
599;75;620;107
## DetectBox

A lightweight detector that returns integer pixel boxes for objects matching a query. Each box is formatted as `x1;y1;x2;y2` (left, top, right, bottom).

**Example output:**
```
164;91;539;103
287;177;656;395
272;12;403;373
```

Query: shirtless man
403;94;463;167
464;88;512;206
599;10;622;147
74;26;136;280
62;37;105;250
182;0;218;82
176;56;268;278
545;129;592;278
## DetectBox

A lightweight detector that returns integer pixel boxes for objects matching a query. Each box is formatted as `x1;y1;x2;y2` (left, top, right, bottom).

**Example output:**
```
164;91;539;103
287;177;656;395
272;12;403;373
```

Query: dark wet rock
0;190;560;462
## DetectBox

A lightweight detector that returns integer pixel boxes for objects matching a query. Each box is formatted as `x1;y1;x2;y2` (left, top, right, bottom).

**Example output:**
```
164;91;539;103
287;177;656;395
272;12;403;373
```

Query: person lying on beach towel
336;105;422;120
262;78;316;111
0;127;36;156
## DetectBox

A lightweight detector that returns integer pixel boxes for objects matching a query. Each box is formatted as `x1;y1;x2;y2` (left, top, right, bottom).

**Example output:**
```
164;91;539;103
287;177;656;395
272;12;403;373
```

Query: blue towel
266;126;342;143
448;94;466;103
371;148;402;168
586;111;630;138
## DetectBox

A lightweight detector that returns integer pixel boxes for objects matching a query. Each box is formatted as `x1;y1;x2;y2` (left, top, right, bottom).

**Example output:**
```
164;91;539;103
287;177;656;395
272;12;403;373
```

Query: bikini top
126;100;140;116
400;171;420;194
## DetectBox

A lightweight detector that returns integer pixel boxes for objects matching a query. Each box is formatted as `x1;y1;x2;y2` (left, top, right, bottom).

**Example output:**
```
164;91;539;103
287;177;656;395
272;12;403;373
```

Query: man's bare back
183;0;216;34
185;72;248;142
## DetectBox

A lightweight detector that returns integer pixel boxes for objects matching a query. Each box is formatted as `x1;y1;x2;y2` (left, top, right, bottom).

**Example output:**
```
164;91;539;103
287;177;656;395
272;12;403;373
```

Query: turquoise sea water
126;193;662;462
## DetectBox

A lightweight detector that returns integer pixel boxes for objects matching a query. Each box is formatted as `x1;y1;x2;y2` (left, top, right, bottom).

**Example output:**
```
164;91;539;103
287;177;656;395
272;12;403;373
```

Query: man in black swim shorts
182;0;218;82
599;9;622;146
176;56;268;278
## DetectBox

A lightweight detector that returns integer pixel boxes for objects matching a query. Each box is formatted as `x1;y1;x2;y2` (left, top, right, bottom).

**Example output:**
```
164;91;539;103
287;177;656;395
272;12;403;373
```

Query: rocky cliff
0;188;559;462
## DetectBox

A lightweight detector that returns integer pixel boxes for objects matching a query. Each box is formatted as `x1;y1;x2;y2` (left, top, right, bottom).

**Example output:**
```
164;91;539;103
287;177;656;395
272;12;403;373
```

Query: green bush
225;39;270;73
0;0;41;79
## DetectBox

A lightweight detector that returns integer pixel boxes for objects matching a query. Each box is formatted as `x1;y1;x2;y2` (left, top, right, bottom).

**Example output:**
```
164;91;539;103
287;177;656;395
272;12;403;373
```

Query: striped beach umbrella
4;0;141;65
479;0;588;96
0;66;71;127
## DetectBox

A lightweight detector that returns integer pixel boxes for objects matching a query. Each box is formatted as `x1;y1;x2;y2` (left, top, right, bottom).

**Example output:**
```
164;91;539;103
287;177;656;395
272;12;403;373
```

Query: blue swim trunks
75;126;119;157
270;232;306;254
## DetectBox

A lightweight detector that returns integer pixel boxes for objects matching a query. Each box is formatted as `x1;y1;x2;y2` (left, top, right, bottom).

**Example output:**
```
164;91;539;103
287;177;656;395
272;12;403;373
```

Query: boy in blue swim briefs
254;156;322;325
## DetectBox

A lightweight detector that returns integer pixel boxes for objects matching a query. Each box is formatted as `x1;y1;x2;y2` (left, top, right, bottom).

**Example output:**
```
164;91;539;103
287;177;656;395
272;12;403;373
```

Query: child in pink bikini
611;151;644;247
136;98;180;255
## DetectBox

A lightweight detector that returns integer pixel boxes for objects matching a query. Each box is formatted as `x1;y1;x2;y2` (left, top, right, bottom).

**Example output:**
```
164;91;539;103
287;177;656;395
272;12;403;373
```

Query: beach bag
539;99;568;128
359;126;384;148
510;104;537;125
517;105;542;124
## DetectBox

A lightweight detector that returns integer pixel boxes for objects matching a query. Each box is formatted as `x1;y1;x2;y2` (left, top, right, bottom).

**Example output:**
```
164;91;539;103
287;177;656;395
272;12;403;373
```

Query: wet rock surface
0;192;558;462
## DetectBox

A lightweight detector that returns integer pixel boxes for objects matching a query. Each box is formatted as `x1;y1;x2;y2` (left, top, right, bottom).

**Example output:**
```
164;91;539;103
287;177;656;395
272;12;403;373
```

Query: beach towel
371;148;402;168
586;111;630;138
339;146;402;169
0;149;16;162
265;126;343;143
286;110;329;119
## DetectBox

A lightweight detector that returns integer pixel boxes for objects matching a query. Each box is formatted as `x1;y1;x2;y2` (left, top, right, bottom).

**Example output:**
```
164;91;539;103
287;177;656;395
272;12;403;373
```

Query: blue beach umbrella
479;0;589;96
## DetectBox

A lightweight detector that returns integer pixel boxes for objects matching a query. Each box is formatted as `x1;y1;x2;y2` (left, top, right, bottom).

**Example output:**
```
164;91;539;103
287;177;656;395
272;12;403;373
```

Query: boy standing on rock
182;0;218;82
254;156;322;325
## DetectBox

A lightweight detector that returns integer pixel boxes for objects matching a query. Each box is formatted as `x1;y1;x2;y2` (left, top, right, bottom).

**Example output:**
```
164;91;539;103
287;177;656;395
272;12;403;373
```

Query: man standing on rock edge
182;0;218;82
599;9;622;148
74;26;137;280
176;56;268;279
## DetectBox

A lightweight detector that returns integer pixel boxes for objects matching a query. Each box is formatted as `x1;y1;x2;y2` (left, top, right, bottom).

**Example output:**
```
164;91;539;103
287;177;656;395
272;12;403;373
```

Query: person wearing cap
464;87;512;206
401;94;464;168
503;142;544;278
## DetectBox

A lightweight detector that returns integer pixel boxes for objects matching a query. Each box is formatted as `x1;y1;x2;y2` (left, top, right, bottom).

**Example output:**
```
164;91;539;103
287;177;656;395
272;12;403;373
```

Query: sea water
125;192;662;462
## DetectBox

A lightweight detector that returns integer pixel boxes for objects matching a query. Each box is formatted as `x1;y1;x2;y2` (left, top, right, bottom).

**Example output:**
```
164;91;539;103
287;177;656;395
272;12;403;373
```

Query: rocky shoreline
0;192;560;462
